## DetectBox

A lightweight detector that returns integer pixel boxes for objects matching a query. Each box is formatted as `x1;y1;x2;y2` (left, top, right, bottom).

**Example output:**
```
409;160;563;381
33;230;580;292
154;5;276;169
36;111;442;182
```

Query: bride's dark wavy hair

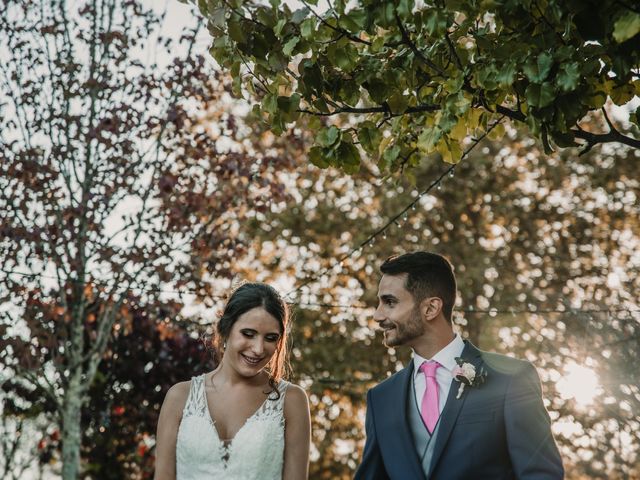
215;282;291;398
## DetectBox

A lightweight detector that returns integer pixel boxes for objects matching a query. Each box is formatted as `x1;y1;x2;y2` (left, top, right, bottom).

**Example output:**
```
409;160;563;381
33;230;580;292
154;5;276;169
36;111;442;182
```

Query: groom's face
374;273;425;347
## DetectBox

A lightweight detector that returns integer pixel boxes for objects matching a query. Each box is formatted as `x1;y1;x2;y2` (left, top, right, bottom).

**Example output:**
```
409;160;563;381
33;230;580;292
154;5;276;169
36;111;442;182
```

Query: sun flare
556;361;601;407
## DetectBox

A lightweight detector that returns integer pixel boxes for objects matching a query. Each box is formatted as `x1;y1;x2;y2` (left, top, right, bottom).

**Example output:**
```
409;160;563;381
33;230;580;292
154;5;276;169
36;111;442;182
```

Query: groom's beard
383;306;425;347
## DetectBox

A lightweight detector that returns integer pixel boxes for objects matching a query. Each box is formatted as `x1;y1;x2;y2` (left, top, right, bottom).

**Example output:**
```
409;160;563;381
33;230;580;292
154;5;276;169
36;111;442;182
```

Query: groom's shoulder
478;349;536;377
369;364;410;395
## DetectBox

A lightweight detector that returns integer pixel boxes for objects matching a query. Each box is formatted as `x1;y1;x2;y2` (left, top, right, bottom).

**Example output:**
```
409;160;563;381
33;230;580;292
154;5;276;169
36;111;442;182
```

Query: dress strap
183;374;207;418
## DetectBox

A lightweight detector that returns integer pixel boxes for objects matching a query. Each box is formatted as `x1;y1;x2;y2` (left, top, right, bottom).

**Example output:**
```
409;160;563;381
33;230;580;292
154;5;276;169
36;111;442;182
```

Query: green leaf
292;7;310;24
556;63;580;92
387;92;409;114
342;9;367;32
371;35;385;53
300;18;315;39
437;137;462;164
523;52;553;83
262;93;278;114
609;83;635;106
496;61;517;87
357;122;382;155
274;19;287;38
613;12;640;43
417;127;442;153
424;10;449;37
317;126;340;147
525;82;555;108
338;142;361;174
277;93;301;113
382;144;401;166
228;18;246;43
283;36;299;56
309;146;329;168
584;91;607;109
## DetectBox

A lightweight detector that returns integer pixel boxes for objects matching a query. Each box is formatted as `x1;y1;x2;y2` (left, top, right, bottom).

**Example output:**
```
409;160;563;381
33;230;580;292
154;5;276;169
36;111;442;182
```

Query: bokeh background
1;1;638;479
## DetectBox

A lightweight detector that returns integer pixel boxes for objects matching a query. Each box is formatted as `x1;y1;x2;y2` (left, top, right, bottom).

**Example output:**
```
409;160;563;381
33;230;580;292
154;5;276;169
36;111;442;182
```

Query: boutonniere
452;357;487;399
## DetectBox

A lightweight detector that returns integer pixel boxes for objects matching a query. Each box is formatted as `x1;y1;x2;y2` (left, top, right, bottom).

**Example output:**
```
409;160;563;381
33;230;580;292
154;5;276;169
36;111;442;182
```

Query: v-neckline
202;375;273;445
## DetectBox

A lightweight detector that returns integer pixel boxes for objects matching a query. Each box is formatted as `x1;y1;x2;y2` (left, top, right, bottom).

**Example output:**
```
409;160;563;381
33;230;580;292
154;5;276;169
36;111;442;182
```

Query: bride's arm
283;384;311;480
154;381;189;480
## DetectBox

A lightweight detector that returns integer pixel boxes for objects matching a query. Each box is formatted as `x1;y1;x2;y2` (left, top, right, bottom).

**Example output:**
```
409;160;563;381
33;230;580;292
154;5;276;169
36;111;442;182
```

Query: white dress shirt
413;334;465;415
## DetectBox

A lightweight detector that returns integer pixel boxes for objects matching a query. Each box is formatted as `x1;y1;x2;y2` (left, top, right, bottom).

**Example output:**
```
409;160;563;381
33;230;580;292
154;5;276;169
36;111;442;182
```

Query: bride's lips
241;353;264;366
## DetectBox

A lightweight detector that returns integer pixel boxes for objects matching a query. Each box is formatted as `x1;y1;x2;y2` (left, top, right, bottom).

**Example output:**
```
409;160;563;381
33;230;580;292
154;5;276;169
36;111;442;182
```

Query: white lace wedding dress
176;374;288;479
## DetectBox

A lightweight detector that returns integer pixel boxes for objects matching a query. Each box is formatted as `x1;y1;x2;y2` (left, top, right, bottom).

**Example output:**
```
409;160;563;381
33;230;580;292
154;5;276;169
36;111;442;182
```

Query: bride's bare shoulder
162;380;192;412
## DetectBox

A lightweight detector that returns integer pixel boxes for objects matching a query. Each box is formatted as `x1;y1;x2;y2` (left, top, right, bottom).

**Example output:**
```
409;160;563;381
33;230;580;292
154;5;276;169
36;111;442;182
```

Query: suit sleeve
504;362;564;479
354;390;389;480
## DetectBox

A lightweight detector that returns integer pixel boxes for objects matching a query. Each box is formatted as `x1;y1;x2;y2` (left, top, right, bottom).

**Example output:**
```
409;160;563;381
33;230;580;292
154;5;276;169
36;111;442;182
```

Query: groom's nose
373;305;385;323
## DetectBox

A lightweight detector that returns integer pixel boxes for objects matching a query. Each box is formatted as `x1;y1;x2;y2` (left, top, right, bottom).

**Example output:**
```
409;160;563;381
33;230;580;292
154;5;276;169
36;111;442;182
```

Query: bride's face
224;307;282;377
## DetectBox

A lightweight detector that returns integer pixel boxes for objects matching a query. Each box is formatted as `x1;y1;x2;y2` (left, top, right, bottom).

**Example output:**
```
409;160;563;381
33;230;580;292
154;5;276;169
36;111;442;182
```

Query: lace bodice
176;374;288;480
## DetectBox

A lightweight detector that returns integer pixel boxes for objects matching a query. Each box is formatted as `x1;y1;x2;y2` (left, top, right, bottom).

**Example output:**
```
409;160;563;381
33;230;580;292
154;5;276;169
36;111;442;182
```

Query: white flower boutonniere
452;357;487;399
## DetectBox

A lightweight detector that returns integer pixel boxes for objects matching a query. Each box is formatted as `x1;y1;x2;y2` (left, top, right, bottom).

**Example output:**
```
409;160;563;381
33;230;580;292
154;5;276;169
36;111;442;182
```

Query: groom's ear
421;297;443;321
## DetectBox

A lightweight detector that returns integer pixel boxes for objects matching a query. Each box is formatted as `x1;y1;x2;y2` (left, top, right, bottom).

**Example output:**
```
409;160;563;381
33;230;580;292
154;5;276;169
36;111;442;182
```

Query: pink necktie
419;361;440;434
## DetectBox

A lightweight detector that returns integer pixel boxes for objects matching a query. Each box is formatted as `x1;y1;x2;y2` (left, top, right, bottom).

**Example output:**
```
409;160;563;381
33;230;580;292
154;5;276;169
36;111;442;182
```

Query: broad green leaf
300;18;315;39
523;52;553;83
437;138;462;164
316;126;340;147
382;144;401;166
338;142;361;174
357;122;382;154
274;19;287;38
496;61;517;87
309;146;329;168
584;91;607;109
283;36;299;56
609;83;635;106
256;7;277;27
292;7;310;24
424;10;449;37
613;12;640;43
449;120;468;141
371;36;385;53
525;82;555;108
556;63;580;92
262;93;278;114
228;18;246;43
342;9;367;32
387;92;409;114
277;93;301;113
487;123;505;141
417;127;442;153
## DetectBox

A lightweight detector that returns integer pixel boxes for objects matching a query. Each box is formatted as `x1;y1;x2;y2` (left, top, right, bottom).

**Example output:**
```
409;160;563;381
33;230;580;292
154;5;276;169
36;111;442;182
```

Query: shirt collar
413;334;465;377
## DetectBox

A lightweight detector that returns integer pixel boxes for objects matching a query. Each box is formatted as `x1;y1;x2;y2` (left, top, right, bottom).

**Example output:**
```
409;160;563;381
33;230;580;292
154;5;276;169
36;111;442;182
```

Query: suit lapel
379;362;426;480
427;341;484;477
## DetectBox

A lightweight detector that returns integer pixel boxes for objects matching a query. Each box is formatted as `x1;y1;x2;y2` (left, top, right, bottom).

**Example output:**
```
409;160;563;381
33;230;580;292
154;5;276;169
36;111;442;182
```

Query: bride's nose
251;337;265;356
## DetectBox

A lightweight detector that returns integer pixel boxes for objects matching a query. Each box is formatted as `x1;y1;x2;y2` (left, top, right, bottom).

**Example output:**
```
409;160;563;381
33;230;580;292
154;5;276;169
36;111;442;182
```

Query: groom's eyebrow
379;294;398;303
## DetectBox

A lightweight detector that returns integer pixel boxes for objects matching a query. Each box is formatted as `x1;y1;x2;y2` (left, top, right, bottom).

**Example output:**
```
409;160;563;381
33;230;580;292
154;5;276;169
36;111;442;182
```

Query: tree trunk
60;370;85;479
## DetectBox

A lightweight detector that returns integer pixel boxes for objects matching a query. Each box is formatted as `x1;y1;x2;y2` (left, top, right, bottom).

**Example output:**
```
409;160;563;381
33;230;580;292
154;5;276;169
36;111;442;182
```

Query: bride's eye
241;330;255;338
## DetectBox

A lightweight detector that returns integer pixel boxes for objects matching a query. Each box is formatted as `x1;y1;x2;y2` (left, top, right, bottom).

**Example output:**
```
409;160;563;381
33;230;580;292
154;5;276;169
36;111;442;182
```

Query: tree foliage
193;0;640;173
0;0;290;477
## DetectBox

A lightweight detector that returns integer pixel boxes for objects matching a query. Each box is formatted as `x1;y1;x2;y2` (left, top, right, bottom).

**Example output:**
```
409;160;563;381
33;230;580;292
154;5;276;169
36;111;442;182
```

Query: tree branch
300;0;371;46
395;12;446;77
298;103;440;116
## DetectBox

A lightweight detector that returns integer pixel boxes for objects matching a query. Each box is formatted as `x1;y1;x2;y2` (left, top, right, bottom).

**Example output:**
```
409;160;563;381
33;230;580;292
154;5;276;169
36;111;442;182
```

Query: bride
154;283;311;479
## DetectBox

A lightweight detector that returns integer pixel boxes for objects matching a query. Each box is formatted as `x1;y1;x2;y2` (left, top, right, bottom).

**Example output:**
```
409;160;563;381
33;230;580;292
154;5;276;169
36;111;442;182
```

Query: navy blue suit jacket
354;341;564;480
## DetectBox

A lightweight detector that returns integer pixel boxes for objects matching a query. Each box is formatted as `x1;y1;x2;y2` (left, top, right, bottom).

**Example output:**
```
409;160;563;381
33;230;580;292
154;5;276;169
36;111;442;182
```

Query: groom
354;251;564;479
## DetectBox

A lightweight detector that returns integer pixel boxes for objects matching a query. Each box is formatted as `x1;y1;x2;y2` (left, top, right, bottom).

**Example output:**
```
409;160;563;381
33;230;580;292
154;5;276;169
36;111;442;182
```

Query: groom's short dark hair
380;251;457;322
